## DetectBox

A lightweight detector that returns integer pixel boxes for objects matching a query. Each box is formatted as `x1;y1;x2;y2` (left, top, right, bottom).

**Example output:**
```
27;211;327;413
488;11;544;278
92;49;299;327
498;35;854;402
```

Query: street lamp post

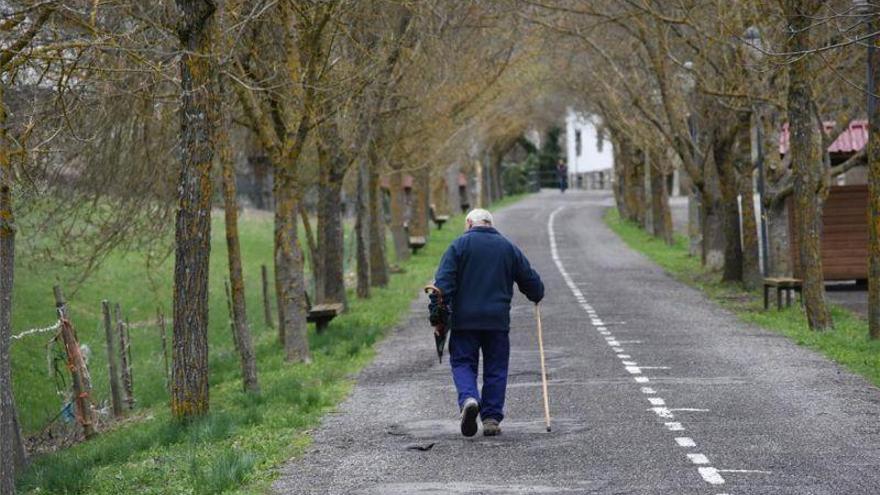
744;26;771;277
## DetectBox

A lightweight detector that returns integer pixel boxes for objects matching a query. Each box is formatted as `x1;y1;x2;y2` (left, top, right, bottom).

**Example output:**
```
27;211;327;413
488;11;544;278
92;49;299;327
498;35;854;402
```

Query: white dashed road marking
675;437;696;448
546;206;742;491
698;467;726;485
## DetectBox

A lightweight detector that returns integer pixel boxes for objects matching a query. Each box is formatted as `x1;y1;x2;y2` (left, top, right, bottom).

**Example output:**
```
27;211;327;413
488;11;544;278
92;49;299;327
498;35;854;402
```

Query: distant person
556;160;568;193
429;209;544;437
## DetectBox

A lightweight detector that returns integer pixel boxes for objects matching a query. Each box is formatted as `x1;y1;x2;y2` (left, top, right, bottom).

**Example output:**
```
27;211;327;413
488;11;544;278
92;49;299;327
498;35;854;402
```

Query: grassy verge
16;195;525;494
604;208;880;387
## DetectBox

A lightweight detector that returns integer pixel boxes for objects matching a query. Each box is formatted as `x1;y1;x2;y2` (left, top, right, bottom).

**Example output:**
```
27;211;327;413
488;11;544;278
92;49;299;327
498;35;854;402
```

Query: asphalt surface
274;190;880;495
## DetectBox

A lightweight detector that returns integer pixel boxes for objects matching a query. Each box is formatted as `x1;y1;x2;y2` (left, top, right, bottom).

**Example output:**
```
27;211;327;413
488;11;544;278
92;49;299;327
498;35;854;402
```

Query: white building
565;109;614;189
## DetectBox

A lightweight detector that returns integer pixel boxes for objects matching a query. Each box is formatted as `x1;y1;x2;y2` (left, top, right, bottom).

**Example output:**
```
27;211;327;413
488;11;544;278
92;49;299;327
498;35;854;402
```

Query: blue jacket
433;227;544;331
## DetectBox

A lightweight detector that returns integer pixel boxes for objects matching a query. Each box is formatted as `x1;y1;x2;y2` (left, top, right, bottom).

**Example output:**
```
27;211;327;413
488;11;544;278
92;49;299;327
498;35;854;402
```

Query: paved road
275;190;880;495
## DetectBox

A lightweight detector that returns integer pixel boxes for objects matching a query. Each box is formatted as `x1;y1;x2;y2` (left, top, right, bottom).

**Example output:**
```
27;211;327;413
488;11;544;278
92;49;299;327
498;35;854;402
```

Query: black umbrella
424;285;450;363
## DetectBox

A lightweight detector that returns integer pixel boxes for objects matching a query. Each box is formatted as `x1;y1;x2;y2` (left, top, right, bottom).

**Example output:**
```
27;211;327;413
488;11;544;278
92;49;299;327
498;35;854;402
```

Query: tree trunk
868;20;880;339
701;195;725;270
720;191;743;283
368;147;388;287
261;265;273;329
0;81;25;493
642;150;654;234
786;0;832;330
687;189;702;257
474;157;485;208
650;165;674;245
764;109;793;278
739;168;762;290
10;396;25;477
432;174;450;217
612;140;629;219
389;167;410;263
274;168;311;362
315;126;347;307
171;0;217;420
411;166;430;238
714;134;744;283
623;143;645;223
355;156;370;298
490;148;504;203
766;198;792;277
219;105;259;393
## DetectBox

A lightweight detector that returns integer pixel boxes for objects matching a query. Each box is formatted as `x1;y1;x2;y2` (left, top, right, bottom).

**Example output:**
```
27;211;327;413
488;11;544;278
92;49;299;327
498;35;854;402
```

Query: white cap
466;208;493;227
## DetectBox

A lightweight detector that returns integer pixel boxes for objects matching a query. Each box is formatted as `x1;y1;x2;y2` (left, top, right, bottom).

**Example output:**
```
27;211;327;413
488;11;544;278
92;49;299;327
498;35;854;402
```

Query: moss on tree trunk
785;0;833;330
219;96;259;393
171;0;218;420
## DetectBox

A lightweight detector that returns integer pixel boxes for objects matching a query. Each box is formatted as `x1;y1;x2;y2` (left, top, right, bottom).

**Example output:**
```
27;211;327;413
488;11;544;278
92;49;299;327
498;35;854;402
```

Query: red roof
779;120;867;155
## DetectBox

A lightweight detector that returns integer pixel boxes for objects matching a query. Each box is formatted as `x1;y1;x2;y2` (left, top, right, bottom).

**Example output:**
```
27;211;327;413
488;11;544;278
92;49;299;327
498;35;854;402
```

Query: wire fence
11;321;61;341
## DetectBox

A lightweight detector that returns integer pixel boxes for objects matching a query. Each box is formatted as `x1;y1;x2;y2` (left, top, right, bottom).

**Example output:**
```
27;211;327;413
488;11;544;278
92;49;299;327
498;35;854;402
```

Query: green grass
14;196;526;494
604;208;880;387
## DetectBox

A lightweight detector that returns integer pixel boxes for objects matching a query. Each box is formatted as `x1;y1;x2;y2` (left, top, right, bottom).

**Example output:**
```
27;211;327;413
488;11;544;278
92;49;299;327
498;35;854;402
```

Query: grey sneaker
482;418;501;436
460;398;480;437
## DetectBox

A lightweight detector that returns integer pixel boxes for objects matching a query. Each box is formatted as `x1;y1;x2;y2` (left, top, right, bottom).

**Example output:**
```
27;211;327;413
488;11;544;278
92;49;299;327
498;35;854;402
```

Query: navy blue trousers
448;329;510;422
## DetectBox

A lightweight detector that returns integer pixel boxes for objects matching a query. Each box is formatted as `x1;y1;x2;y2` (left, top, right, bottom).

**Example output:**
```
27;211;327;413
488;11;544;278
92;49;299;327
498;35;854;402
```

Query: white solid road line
546;206;727;489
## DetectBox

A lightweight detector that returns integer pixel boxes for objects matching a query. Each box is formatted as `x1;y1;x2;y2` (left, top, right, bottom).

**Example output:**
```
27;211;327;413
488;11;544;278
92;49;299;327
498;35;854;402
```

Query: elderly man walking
430;208;544;437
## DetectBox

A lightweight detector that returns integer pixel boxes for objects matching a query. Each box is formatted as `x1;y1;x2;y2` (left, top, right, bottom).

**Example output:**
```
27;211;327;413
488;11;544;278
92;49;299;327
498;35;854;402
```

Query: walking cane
535;303;552;432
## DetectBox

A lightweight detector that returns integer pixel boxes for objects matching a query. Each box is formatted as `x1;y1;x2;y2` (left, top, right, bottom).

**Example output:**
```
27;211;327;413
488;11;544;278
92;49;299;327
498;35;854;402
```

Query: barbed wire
11;321;62;341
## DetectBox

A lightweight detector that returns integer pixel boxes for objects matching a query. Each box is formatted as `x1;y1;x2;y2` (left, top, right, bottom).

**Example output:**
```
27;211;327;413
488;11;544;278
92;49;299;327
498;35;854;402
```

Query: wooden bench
433;215;449;230
409;236;426;254
303;291;343;332
763;277;803;310
307;303;344;332
429;205;450;230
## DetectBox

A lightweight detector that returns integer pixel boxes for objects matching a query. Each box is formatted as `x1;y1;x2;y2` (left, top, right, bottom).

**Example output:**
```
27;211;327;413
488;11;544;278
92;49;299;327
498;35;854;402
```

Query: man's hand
433;324;445;337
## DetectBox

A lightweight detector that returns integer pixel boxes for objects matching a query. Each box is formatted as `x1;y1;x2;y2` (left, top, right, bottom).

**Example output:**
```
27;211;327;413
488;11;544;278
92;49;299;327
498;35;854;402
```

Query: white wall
565;109;614;174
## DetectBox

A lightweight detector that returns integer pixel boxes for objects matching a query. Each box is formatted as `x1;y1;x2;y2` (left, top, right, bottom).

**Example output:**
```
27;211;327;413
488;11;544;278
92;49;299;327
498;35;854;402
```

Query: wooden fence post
114;303;134;410
261;264;273;329
157;307;169;391
54;285;96;439
101;300;123;418
125;317;133;405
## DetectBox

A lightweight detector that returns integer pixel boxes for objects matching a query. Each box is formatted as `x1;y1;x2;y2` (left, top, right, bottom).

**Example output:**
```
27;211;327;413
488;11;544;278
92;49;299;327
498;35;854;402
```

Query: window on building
596;127;605;153
575;130;582;156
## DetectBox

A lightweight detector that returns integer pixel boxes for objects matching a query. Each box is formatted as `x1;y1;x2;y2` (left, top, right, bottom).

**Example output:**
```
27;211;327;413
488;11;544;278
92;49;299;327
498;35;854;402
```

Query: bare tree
218;82;259;392
866;5;880;339
782;0;832;330
171;0;219;419
1;4;57;490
